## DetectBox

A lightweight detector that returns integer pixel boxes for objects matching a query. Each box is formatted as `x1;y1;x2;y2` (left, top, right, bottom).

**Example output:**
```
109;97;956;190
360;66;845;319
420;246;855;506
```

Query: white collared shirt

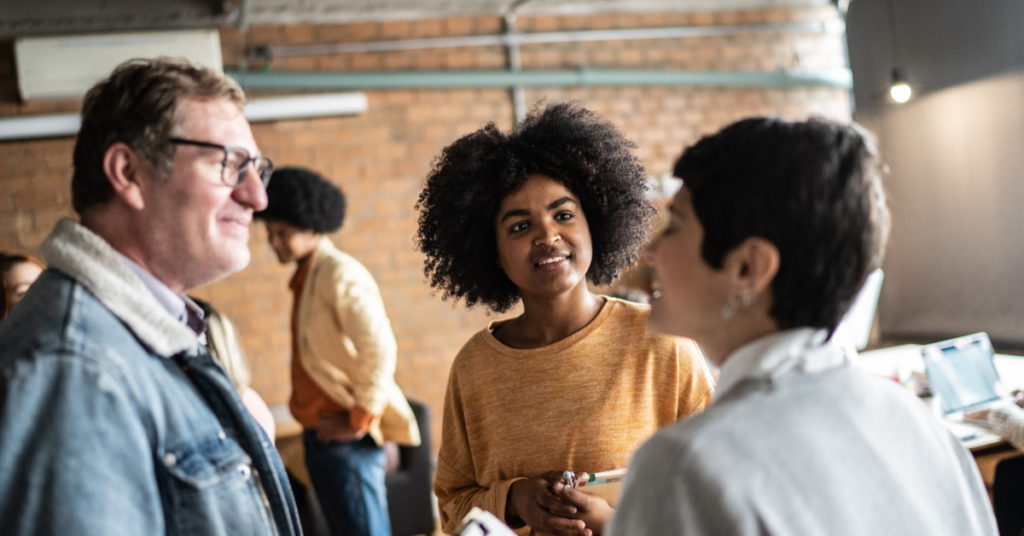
118;254;206;339
714;327;851;402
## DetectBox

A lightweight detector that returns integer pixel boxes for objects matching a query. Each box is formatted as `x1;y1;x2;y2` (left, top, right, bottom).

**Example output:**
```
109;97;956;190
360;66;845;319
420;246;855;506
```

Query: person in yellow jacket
257;167;419;536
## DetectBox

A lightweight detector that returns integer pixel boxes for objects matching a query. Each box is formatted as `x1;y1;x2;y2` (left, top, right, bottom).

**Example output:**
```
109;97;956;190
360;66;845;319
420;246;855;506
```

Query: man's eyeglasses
169;138;274;189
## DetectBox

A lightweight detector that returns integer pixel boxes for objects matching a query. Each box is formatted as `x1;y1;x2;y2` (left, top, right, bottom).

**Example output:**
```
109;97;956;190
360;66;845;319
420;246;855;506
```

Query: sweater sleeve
434;361;524;534
988;404;1024;451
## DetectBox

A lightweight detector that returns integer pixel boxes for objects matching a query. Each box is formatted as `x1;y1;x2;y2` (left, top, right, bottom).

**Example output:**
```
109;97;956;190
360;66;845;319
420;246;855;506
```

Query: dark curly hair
255;167;346;233
676;116;889;332
416;102;654;313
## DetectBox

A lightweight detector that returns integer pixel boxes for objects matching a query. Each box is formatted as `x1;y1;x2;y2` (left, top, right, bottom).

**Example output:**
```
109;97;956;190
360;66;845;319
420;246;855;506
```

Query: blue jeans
303;431;391;536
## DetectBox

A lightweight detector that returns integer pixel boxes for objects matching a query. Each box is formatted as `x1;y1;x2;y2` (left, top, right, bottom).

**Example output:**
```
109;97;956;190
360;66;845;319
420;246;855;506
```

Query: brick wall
0;6;850;451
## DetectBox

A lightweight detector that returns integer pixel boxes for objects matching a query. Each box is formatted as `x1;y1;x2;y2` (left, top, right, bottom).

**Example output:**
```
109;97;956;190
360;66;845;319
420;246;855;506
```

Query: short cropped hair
255;167;346;233
675;116;889;332
416;102;654;313
72;57;246;216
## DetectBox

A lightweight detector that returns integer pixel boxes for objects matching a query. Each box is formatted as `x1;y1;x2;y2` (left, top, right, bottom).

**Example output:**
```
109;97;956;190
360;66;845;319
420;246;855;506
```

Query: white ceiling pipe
0;113;81;141
242;92;367;121
0;92;368;142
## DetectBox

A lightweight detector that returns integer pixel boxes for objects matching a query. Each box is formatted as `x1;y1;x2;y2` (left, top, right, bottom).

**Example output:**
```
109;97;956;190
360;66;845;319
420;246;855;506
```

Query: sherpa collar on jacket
41;218;201;357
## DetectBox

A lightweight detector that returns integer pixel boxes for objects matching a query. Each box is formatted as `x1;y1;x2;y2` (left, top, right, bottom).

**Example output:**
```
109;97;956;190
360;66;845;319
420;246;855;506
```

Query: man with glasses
0;58;300;536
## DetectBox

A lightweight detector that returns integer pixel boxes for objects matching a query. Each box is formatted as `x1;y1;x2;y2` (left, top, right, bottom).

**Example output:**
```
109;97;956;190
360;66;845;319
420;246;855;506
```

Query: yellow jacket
296;237;420;446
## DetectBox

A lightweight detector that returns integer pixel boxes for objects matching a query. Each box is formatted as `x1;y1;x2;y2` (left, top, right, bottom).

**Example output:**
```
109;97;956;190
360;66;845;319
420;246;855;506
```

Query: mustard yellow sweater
435;298;715;535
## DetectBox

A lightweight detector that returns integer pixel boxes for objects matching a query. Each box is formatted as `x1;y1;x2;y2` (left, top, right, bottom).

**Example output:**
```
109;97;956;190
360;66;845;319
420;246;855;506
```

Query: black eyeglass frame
168;137;274;188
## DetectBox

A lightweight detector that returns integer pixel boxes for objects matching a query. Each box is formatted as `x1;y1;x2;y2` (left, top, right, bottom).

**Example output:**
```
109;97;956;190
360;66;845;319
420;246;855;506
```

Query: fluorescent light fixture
0;92;367;141
243;92;367;121
0;113;81;141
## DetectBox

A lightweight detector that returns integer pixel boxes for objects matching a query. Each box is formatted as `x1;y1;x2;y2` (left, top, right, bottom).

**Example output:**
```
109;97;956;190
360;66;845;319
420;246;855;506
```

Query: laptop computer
921;332;1013;418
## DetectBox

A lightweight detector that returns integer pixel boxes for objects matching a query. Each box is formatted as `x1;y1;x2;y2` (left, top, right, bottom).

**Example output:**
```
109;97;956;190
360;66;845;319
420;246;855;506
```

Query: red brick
381;20;412;39
476;17;503;34
413;18;443;38
384;54;414;70
248;25;284;44
532;15;560;32
444;17;473;36
351;54;382;70
351;22;382;42
284;23;314;45
318;55;350;71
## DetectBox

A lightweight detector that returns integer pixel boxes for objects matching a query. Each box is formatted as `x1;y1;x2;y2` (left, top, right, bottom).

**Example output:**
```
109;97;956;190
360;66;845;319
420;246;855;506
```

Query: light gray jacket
609;328;997;536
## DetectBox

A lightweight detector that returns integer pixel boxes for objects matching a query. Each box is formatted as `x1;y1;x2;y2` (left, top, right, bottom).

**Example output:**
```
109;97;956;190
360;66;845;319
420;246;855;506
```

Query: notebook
922;332;1013;417
574;468;627;506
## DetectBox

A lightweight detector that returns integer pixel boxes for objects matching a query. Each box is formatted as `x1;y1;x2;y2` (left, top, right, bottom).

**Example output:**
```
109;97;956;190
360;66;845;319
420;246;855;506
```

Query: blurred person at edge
1;253;45;321
191;297;277;442
0;58;300;535
256;166;420;536
606;116;997;536
966;394;1024;536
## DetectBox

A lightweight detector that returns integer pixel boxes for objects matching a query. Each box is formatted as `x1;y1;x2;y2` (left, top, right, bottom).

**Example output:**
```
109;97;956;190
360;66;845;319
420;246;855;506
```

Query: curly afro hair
416;101;654;313
255;167;346;233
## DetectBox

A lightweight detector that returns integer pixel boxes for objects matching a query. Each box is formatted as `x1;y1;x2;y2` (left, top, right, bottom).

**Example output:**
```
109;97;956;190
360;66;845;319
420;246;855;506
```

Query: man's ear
102;142;148;211
723;236;780;296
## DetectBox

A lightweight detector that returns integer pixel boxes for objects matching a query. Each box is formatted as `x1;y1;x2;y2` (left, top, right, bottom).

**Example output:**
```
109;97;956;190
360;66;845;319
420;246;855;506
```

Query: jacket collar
311;236;333;265
41;218;201;357
714;327;851;402
295;237;335;319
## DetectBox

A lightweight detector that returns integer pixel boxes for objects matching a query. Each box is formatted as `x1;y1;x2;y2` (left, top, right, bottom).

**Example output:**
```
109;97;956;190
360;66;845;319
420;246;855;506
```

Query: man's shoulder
0;269;144;373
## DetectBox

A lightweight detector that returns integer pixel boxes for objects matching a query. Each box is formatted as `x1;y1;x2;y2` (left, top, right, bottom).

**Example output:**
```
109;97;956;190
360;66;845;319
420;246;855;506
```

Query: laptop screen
922;333;1002;414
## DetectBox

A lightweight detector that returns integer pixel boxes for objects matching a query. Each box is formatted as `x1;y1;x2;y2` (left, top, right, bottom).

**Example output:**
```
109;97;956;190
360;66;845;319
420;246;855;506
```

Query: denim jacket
0;219;301;536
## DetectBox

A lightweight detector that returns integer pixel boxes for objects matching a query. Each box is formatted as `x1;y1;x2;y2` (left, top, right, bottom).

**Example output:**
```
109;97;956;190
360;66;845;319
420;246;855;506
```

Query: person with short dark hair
608;117;997;536
256;166;420;536
420;102;714;536
0;58;300;536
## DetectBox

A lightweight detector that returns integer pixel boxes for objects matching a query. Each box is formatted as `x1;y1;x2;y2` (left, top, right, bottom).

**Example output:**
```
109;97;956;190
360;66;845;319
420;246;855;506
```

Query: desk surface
858;344;1024;451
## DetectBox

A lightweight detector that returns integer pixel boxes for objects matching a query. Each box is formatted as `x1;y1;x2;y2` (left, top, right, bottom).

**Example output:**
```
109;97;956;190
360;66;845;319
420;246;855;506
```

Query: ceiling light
889;68;912;103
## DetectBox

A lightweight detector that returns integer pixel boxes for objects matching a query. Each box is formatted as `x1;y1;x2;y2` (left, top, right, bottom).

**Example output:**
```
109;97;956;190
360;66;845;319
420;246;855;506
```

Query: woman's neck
495;282;605;350
702;314;780;368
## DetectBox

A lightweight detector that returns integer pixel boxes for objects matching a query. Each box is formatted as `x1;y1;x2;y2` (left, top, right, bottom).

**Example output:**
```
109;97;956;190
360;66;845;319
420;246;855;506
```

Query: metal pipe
235;0;253;32
263;20;845;59
227;68;852;90
505;12;527;125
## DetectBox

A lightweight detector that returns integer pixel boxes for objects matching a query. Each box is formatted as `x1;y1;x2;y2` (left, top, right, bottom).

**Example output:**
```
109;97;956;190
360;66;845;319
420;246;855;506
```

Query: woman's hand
315;411;366;442
554;473;614;536
964;408;990;422
506;471;589;536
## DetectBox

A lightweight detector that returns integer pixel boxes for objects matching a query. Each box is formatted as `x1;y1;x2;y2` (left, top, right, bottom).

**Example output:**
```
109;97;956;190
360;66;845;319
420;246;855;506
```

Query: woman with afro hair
256;167;420;536
418;102;714;536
